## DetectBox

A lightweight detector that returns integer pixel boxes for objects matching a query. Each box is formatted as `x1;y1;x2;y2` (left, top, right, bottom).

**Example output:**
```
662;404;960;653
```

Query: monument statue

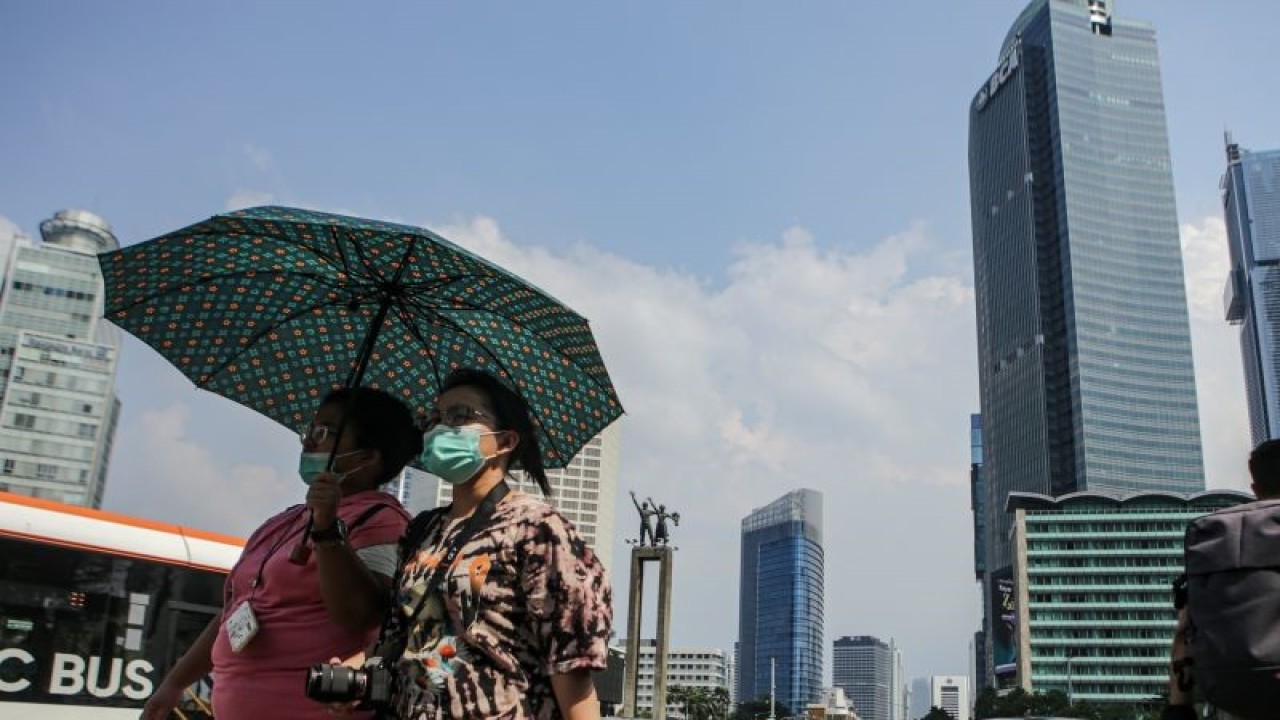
630;490;655;546
654;504;680;545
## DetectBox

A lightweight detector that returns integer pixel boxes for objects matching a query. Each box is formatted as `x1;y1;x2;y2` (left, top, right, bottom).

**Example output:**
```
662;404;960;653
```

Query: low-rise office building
1008;490;1252;704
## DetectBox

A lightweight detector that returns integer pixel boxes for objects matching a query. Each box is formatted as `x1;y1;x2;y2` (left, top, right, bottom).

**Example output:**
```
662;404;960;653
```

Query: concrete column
621;549;646;717
653;546;673;720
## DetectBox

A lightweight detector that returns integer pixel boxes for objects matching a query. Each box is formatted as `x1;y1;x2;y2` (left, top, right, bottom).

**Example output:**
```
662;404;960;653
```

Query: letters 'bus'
0;491;243;718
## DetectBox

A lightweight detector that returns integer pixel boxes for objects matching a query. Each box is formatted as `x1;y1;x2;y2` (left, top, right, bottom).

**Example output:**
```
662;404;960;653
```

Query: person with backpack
1164;439;1280;720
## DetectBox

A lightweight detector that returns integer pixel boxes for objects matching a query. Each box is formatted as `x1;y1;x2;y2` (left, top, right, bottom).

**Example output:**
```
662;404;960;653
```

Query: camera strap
374;480;510;661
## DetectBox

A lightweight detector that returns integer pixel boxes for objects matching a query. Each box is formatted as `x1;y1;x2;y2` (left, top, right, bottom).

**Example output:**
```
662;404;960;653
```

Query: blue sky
3;0;1279;686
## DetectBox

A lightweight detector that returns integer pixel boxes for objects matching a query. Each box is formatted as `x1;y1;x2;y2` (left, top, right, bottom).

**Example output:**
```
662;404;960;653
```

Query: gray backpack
1183;498;1280;719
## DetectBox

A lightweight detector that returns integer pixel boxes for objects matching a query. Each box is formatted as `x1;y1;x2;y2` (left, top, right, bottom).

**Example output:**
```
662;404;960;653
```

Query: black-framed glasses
299;423;338;445
423;404;493;430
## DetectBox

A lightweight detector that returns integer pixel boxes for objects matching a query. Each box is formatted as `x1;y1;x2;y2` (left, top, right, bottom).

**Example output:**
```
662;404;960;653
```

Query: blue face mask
298;450;366;486
419;426;503;485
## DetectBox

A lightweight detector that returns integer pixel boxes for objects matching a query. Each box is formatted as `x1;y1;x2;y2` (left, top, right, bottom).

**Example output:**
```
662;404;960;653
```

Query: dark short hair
1248;439;1280;497
441;368;551;496
322;386;424;484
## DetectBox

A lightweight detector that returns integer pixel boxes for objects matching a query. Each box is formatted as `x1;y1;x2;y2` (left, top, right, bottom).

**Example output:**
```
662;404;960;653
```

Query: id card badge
224;600;260;653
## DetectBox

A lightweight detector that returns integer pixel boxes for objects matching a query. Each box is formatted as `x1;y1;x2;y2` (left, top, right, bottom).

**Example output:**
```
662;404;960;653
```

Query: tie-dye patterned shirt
381;489;612;719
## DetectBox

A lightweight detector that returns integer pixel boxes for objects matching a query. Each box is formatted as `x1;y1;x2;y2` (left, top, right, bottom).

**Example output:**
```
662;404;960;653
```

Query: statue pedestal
620;545;674;719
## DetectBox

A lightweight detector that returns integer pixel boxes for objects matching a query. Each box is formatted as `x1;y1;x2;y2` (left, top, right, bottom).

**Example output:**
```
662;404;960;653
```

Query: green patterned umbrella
98;205;622;469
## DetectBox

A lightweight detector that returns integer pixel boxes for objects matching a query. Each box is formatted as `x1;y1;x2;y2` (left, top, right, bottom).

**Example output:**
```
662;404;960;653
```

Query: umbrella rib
391;297;573;468
193;289;382;389
399;287;618;420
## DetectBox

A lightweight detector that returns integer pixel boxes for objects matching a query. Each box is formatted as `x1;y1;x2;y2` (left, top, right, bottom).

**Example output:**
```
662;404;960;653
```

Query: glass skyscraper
736;489;824;714
969;0;1204;576
1222;137;1280;446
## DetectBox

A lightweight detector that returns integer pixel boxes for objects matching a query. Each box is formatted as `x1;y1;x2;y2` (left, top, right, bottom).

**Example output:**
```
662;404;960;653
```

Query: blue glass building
1222;137;1280;445
969;0;1204;576
970;414;990;690
736;489;824;714
970;414;986;582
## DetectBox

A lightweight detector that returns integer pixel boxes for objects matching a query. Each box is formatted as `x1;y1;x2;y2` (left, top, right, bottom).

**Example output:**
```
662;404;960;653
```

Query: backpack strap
398;506;448;557
346;503;393;534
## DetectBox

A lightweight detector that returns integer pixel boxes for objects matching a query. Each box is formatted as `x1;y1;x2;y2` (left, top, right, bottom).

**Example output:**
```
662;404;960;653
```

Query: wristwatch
311;518;348;546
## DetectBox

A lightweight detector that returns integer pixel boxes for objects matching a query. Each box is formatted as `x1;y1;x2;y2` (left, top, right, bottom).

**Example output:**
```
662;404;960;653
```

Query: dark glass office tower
969;0;1204;576
736;489;824;714
1223;137;1280;446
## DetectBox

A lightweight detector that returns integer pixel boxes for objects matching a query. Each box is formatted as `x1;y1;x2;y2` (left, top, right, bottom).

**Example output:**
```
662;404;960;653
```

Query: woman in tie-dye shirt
373;368;613;720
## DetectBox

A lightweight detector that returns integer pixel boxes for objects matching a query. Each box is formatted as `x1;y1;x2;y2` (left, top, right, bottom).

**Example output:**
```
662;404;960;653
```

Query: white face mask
297;449;367;485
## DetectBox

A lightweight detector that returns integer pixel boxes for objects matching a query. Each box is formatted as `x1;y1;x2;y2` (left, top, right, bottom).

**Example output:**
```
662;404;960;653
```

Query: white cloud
108;403;298;538
225;188;276;211
1182;217;1252;492
433;215;983;672
243;143;274;173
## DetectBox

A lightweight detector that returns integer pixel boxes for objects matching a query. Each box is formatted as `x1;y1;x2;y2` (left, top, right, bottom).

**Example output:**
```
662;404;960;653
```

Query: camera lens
305;663;367;703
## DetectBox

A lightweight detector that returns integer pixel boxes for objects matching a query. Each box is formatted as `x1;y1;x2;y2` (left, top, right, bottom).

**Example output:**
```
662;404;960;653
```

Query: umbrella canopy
98;205;622;469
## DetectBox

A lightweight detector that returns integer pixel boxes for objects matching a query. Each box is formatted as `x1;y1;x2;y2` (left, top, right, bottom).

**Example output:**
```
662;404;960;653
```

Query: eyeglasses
423;404;493;430
299;423;338;445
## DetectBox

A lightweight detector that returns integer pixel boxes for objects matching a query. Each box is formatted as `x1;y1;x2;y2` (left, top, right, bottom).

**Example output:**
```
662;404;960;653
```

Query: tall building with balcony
1008;490;1251;704
832;635;901;720
737;489;824;714
1222;137;1280;446
0;210;122;508
968;0;1204;681
434;422;620;571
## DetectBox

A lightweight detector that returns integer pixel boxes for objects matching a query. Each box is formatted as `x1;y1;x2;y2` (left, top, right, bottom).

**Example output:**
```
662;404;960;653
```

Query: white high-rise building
891;642;905;720
0;210;122;508
434;421;620;570
612;640;730;716
929;675;969;720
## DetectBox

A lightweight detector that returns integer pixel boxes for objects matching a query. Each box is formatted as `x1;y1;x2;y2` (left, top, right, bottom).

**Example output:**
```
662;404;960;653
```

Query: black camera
305;661;396;709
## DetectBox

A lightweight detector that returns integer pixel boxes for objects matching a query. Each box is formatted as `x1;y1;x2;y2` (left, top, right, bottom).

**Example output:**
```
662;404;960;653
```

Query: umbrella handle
288;512;315;564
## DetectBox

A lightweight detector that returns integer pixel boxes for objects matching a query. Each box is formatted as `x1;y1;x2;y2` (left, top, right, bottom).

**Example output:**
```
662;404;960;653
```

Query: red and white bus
0;491;242;718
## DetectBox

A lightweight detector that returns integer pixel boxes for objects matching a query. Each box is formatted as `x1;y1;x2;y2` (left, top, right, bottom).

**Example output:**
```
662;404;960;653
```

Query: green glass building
1007;490;1251;704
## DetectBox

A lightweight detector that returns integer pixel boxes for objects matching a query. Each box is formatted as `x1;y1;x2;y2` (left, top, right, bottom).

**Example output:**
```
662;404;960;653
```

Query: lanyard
224;507;309;608
375;481;509;657
425;481;510;593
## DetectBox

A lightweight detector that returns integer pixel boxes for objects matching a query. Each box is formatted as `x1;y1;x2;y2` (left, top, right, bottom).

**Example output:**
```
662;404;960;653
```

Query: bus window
0;535;225;713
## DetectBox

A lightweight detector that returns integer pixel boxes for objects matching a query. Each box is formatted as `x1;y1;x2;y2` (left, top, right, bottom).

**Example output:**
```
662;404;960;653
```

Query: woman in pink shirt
140;386;419;720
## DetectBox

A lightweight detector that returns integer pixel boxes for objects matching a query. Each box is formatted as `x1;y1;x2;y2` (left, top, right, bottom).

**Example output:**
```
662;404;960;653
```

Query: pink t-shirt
211;490;410;720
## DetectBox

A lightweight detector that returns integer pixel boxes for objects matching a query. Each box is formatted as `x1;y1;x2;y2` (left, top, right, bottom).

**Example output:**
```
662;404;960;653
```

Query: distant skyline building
435;422;620;570
908;676;931;720
610;640;730;716
832;635;899;720
806;687;856;719
736;489;824;714
968;0;1204;681
0;210;122;508
1008;490;1251;704
1222;136;1280;446
929;675;970;720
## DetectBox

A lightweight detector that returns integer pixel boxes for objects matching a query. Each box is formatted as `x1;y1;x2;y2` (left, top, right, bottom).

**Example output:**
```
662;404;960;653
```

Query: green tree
918;707;954;720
